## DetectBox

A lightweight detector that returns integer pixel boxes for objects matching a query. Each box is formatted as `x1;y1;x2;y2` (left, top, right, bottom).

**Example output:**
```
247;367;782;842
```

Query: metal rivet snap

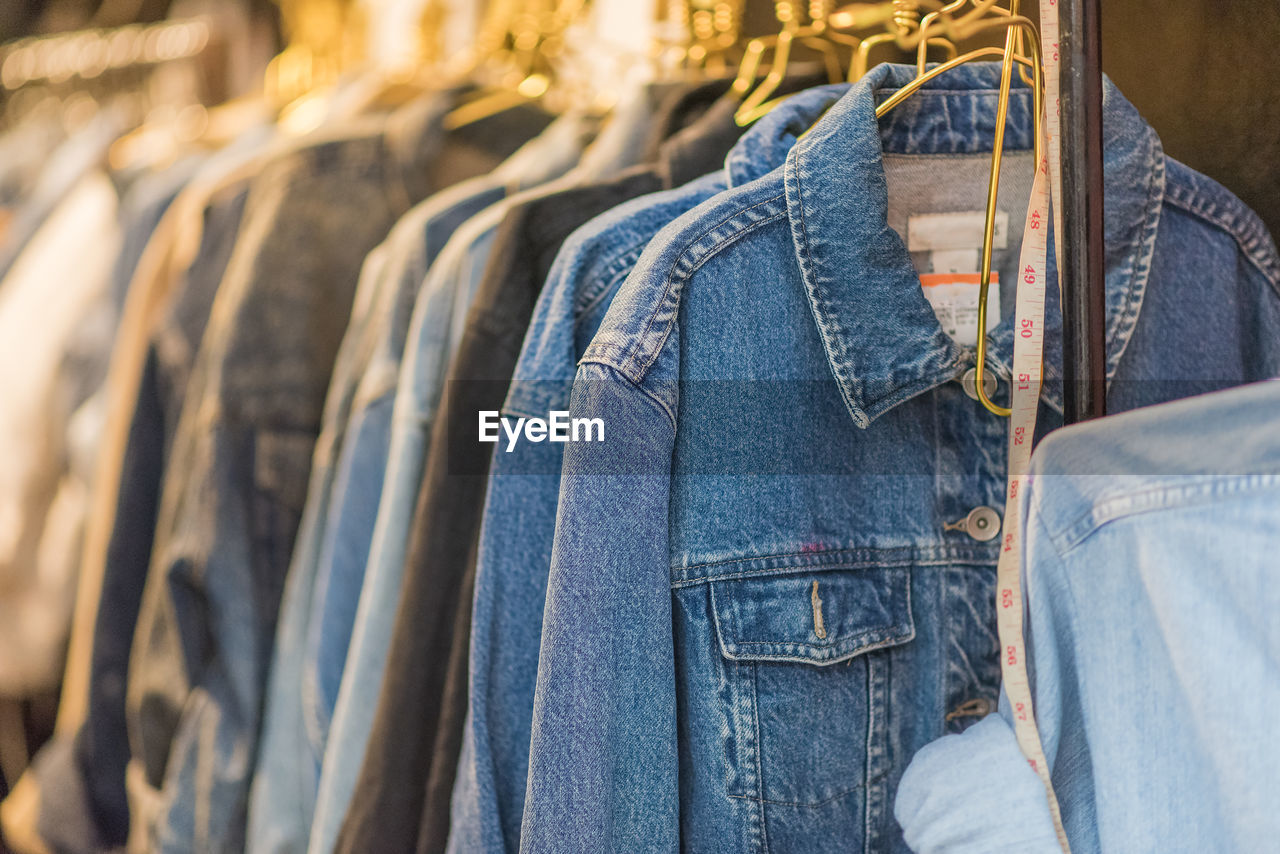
960;366;999;402
964;505;1001;542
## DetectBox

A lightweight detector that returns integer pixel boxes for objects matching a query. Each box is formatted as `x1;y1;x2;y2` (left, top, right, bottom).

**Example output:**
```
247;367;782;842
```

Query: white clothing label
928;248;982;275
907;210;1009;253
920;273;1001;347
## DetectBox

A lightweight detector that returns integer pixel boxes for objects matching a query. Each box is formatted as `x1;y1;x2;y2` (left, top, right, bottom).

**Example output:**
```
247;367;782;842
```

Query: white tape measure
993;1;1071;851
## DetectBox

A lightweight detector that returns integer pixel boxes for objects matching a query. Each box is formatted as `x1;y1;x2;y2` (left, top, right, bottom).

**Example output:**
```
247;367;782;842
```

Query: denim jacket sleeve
520;361;680;853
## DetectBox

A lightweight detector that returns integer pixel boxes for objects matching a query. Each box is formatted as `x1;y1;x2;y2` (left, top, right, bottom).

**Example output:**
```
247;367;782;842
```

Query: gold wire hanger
442;0;592;130
834;0;1042;416
682;0;746;76
732;1;863;125
438;0;535;129
851;0;959;80
266;0;365;112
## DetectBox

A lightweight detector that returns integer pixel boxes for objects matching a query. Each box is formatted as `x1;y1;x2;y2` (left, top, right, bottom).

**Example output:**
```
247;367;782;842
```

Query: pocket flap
710;566;914;666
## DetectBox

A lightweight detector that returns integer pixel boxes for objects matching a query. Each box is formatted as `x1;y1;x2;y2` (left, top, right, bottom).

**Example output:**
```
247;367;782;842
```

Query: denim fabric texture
308;112;593;748
521;63;1280;853
447;84;835;854
243;239;397;854
895;378;1280;854
122;92;555;853
411;84;758;854
353;78;773;854
328;86;702;854
124;126;403;854
307;199;501;854
304;112;599;854
246;111;586;854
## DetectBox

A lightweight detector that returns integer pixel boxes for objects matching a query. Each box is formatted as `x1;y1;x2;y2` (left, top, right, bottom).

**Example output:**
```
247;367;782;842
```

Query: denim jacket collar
785;63;1164;428
725;84;852;187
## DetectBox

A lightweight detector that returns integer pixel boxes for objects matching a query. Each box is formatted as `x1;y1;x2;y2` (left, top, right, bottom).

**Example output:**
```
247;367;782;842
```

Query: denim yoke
524;64;1280;853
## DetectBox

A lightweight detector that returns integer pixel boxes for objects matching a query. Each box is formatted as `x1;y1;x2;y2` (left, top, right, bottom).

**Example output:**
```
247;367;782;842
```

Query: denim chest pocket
708;566;914;808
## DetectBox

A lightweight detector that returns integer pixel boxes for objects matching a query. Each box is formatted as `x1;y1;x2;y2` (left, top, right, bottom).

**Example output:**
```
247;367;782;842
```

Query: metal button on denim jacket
522;63;1280;854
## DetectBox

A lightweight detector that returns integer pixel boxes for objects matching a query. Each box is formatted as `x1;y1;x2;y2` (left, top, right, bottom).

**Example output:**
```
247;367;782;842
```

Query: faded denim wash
244;236;396;854
305;115;603;854
895;378;1280;854
448;85;852;854
247;113;592;854
522;63;1280;853
314;101;666;854
124;92;553;854
367;80;781;854
124;125;413;854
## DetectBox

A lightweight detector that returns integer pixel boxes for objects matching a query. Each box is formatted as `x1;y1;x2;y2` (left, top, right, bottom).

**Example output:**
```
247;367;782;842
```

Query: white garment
0;170;121;695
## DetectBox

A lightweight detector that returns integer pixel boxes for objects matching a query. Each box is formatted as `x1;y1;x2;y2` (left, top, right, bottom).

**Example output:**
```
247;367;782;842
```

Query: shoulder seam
1162;161;1280;292
1037;472;1280;555
621;195;789;383
576;359;678;431
573;244;647;323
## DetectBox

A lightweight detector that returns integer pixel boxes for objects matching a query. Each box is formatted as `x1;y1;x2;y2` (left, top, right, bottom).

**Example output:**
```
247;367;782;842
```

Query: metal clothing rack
1057;0;1105;424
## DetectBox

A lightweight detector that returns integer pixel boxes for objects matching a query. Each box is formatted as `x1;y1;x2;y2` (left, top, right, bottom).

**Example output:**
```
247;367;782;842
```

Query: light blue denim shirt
248;114;596;854
522;63;1280;853
448;85;851;854
895;378;1280;854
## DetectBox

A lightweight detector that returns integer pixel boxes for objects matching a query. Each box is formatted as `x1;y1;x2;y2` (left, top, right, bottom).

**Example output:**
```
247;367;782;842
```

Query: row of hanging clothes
1;0;1279;852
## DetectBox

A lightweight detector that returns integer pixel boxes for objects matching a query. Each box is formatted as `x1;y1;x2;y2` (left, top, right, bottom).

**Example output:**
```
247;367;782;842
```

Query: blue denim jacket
312;100;687;854
895;378;1280;854
0;153;210;854
124;91;554;852
246;113;592;854
522;63;1280;853
304;115;605;854
246;235;396;854
448;85;850;854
